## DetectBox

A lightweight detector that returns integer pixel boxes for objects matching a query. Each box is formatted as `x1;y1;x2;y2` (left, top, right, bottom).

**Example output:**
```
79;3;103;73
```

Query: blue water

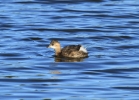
0;0;139;100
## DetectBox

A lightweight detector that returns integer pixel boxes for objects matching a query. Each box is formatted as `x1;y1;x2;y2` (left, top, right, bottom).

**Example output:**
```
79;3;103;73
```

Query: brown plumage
47;40;88;58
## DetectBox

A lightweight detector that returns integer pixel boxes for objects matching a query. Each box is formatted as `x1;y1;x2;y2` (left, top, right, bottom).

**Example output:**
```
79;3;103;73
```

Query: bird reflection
54;56;86;62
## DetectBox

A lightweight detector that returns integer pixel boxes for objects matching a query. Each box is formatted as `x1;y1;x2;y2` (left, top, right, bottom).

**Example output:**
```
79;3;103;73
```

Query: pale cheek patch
49;45;56;49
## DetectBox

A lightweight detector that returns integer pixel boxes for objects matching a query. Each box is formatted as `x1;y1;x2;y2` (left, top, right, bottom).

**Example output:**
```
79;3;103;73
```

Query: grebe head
48;40;61;49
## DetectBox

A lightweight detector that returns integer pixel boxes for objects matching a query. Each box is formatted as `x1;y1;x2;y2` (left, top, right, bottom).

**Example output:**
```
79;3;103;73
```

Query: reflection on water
54;57;86;62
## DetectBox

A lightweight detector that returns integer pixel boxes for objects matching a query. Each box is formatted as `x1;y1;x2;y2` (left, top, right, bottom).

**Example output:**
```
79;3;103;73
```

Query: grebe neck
55;46;61;56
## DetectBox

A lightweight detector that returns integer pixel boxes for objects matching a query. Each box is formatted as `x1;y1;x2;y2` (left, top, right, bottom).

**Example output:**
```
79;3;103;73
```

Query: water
0;0;139;100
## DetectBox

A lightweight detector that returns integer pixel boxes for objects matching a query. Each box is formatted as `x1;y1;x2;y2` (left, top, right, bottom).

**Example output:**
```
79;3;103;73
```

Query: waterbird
47;40;88;58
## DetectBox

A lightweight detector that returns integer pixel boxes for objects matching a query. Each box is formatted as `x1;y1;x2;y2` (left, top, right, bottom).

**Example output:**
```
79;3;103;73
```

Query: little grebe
48;40;88;58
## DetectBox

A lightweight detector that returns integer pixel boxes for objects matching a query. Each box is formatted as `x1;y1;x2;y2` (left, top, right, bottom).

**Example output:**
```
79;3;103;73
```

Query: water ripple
0;0;139;100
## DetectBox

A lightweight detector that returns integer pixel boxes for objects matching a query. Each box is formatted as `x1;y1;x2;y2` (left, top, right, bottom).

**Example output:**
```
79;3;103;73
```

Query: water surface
0;0;139;100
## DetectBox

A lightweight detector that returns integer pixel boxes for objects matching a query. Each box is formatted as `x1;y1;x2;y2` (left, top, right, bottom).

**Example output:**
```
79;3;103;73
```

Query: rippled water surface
0;0;139;100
